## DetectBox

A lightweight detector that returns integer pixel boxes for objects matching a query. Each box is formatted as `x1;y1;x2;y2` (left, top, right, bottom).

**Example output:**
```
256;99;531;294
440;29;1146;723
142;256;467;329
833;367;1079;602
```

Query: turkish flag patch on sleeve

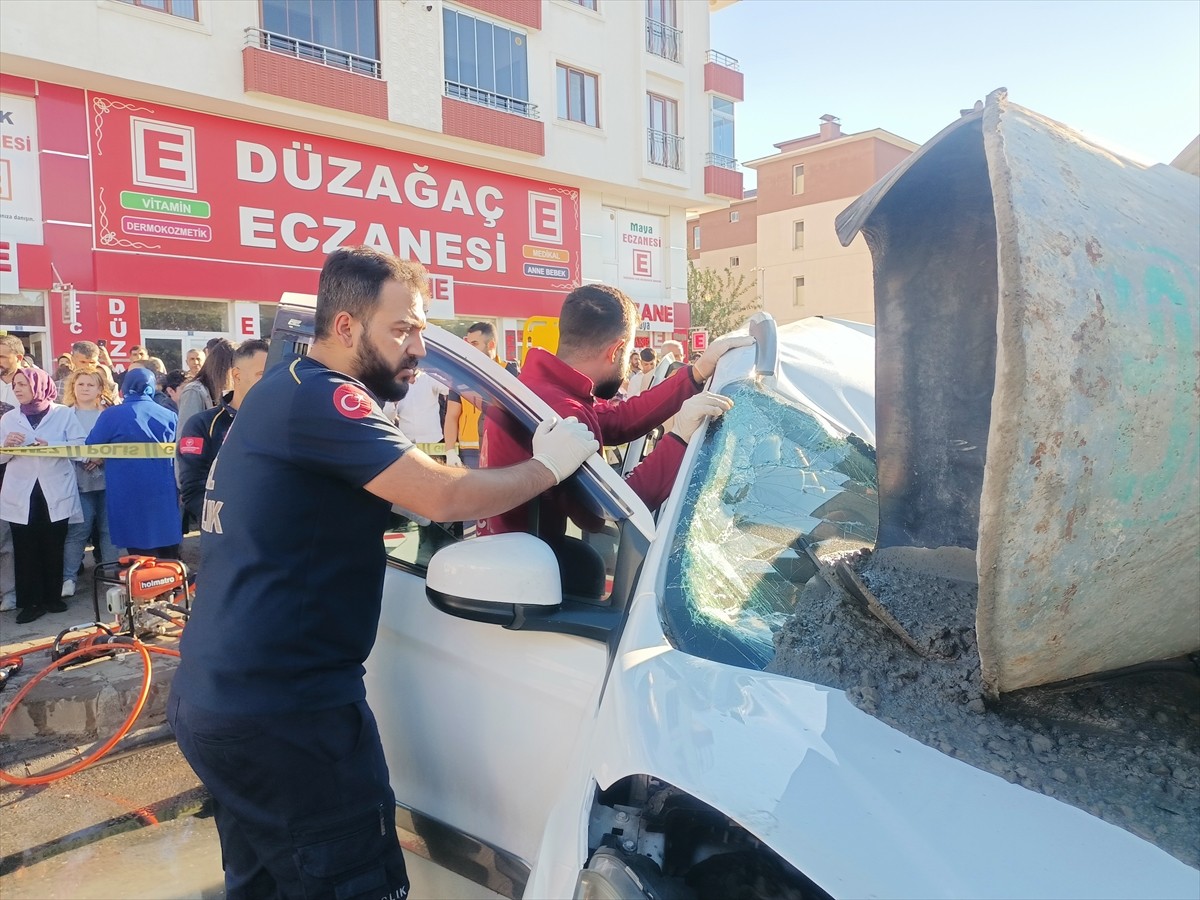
333;384;374;419
179;437;205;455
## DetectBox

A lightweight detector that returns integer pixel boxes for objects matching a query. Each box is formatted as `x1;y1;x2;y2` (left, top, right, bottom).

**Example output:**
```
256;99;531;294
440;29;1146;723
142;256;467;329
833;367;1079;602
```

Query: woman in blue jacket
86;368;182;558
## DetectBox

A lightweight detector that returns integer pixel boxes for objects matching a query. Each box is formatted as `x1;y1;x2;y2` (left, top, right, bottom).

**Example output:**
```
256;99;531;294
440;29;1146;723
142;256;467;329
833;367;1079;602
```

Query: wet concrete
2;809;502;900
0;736;505;899
0;738;203;866
1;813;225;899
769;547;1200;869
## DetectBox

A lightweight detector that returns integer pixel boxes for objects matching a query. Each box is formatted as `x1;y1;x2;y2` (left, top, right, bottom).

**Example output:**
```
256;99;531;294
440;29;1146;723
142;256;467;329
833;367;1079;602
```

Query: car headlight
573;848;655;900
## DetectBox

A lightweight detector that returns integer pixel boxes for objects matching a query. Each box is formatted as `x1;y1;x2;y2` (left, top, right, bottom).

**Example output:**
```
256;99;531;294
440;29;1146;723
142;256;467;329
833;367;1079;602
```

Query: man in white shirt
392;369;448;445
624;347;658;399
0;335;22;410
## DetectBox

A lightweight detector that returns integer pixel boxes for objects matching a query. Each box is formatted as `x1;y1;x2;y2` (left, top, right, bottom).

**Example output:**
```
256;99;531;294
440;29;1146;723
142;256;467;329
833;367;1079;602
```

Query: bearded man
169;246;598;900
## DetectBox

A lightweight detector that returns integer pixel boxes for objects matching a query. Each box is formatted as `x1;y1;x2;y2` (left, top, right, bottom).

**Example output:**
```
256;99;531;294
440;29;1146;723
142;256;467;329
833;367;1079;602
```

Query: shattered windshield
661;379;878;670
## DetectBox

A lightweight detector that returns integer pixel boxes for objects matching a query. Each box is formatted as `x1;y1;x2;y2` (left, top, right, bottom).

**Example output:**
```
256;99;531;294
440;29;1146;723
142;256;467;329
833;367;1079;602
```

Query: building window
793;220;805;250
645;0;681;62
792;163;805;194
260;0;379;75
116;0;198;19
647;93;682;169
708;96;735;169
140;298;227;332
729;210;739;223
443;7;534;117
730;256;740;267
793;276;806;307
566;0;598;9
556;64;599;127
692;225;701;250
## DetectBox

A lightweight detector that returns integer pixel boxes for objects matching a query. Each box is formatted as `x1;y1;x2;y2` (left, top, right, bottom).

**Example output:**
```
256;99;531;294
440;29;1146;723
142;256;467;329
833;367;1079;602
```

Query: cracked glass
661;379;879;670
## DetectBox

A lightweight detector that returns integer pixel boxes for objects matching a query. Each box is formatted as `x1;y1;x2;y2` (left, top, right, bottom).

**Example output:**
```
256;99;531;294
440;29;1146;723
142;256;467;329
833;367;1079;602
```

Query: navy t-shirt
173;356;412;715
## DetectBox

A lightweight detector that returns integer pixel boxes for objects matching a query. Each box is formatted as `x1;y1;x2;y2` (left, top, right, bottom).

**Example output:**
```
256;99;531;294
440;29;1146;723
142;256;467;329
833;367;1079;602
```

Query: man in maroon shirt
480;283;747;540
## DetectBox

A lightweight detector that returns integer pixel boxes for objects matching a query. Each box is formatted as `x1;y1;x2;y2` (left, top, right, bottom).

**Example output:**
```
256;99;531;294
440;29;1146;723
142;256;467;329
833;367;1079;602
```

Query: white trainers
61;579;76;598
0;595;15;612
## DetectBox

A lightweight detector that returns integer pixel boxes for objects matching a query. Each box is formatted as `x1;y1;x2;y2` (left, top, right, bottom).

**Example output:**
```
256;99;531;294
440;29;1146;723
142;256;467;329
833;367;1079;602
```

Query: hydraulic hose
0;637;182;786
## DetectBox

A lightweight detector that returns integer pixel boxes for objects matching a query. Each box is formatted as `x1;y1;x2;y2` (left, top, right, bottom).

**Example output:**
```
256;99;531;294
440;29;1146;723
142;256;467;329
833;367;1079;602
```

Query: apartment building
688;115;916;325
0;0;744;371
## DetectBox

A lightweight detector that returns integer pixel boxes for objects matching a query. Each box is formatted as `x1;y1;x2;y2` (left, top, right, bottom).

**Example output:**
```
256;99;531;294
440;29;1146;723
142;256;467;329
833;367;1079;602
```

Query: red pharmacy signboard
87;93;581;315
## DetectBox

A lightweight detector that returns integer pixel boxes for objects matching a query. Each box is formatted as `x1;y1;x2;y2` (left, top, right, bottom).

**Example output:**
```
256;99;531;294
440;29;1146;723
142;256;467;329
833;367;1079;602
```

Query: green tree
686;262;757;337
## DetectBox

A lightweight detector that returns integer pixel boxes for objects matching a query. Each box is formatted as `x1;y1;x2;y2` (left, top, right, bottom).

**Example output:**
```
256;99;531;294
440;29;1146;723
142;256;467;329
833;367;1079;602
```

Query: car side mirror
426;533;562;628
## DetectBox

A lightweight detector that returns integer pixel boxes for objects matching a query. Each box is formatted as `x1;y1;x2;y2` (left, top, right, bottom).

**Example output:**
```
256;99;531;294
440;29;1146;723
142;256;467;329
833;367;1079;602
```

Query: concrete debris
768;548;1200;868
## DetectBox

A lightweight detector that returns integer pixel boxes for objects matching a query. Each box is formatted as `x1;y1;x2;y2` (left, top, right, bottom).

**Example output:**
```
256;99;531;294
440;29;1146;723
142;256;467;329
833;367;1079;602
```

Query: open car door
364;326;654;898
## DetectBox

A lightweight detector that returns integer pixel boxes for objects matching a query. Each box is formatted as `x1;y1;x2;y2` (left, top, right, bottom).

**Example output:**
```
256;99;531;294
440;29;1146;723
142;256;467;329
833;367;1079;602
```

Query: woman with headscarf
86;367;183;559
0;367;86;623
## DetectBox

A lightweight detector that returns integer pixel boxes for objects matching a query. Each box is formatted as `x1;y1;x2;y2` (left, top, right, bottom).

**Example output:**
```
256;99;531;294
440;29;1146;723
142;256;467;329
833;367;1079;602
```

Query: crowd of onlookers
0;333;265;625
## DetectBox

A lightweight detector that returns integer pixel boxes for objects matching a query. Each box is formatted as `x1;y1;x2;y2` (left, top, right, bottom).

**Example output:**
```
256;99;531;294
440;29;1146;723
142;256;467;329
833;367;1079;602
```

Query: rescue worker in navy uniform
169;247;599;900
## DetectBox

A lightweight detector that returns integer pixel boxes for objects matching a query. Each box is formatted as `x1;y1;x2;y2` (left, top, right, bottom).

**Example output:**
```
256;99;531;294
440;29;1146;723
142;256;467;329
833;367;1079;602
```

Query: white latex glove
671;391;734;441
444;448;463;468
531;416;600;484
692;334;755;382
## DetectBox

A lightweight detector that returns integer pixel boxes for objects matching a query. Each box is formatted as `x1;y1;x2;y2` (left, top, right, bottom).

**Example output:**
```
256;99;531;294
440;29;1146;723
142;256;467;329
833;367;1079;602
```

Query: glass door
142;330;229;374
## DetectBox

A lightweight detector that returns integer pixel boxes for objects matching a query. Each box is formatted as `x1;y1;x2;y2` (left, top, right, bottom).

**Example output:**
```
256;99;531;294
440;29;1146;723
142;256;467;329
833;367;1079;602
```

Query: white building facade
0;0;743;370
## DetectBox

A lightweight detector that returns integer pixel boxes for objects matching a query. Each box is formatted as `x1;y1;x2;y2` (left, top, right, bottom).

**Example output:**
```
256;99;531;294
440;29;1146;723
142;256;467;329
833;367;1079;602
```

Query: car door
364;326;654;898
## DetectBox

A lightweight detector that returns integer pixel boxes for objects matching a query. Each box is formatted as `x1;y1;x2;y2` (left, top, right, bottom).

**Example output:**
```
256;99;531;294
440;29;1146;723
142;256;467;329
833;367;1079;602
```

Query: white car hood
601;594;1199;900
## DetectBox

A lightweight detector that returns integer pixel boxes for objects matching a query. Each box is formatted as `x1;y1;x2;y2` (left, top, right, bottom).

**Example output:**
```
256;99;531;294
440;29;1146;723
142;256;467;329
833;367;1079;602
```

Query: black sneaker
44;598;68;613
15;606;45;624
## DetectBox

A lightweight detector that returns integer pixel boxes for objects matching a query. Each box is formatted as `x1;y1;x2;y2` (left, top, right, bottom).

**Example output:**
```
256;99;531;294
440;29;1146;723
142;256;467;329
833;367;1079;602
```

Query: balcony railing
445;81;540;119
705;152;737;170
244;27;381;78
648;129;684;170
645;18;682;62
706;49;740;70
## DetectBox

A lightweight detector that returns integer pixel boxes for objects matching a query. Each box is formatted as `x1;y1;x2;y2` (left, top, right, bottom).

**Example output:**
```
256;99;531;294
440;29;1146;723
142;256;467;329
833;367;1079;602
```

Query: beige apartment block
1;0;749;361
689;116;917;325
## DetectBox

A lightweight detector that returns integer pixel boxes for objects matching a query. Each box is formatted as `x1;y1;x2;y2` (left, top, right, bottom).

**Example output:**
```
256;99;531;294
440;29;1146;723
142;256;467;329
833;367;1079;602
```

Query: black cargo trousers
169;693;410;900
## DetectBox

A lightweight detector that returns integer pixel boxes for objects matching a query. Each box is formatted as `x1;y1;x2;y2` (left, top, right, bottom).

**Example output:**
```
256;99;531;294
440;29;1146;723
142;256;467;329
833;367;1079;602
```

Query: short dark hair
234;338;271;363
639;348;657;363
466;321;496;342
558;284;637;355
72;341;99;359
314;246;429;340
164;369;189;392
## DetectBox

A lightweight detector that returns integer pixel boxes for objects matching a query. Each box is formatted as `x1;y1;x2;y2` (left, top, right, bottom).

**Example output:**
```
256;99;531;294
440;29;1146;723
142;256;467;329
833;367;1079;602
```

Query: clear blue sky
711;0;1200;184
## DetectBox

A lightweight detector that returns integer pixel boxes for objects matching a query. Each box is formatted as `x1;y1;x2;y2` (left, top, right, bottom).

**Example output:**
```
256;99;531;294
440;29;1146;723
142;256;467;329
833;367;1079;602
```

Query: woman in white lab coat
0;367;85;624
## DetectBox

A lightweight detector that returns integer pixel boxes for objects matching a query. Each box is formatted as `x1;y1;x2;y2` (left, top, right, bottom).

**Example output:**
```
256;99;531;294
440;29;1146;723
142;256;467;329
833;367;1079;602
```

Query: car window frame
383;325;656;579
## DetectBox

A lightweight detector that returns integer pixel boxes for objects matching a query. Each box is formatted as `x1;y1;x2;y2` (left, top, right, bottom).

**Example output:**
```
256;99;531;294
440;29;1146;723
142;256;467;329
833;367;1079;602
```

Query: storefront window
140;298;227;332
146;338;184;372
0;292;47;327
259;303;279;341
